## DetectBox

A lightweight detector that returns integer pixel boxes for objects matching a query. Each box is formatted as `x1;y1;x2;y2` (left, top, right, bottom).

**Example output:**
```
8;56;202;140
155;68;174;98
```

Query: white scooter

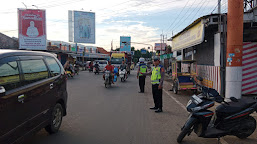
119;69;127;82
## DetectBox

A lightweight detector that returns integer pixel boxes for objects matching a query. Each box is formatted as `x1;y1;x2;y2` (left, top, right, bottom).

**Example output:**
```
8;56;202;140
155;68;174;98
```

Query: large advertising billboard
120;36;131;52
18;9;46;50
69;11;95;44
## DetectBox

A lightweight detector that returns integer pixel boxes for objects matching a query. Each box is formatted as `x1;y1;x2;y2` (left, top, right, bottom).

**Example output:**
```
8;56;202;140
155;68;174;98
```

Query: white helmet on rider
139;57;145;63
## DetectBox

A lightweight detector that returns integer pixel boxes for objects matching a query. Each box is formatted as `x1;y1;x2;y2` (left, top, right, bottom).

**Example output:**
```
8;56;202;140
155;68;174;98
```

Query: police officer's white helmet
139;57;145;62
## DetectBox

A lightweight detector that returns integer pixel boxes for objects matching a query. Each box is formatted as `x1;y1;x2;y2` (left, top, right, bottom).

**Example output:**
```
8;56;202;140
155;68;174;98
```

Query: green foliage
132;48;153;63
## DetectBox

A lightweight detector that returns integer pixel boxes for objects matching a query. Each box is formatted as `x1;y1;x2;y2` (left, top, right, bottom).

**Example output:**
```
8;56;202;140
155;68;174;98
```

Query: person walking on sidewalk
141;57;165;113
137;58;147;93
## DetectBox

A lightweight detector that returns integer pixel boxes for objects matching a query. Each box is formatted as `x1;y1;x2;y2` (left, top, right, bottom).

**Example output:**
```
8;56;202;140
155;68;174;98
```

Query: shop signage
172;20;204;51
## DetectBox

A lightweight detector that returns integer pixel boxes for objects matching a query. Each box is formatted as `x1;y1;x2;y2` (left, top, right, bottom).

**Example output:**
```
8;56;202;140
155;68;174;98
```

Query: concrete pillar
226;0;244;100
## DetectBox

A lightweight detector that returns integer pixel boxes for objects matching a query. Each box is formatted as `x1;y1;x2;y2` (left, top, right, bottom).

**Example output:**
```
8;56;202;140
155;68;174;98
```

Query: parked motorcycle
65;65;75;78
119;69;127;82
104;71;112;88
74;64;79;75
177;76;257;143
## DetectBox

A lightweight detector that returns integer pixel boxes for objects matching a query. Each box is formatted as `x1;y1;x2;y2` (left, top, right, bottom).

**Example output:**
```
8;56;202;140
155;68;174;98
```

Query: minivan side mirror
0;86;6;97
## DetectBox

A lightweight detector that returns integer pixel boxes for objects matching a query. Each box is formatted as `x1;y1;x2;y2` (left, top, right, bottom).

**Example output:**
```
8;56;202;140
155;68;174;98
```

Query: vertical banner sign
120;36;131;52
18;9;46;50
69;11;95;44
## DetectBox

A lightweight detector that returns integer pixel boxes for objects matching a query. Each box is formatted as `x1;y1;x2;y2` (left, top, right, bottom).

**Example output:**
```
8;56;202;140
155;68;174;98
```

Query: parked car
0;50;68;144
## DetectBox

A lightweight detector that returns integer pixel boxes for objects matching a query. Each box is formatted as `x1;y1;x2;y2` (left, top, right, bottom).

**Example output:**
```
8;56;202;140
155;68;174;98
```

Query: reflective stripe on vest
139;65;147;76
151;66;161;84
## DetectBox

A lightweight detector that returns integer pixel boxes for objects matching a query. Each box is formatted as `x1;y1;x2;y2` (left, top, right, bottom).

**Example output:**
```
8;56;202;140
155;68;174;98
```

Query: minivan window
0;61;21;91
45;57;61;77
99;61;107;64
20;59;49;85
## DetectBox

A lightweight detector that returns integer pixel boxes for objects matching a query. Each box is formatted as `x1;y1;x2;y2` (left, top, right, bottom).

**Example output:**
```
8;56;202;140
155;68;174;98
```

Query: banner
172;20;204;51
69;11;95;44
18;9;46;50
120;36;131;52
160;53;173;60
155;43;166;51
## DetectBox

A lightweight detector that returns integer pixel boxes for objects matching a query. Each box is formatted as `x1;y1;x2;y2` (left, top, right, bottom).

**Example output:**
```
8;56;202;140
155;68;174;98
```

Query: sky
0;0;228;51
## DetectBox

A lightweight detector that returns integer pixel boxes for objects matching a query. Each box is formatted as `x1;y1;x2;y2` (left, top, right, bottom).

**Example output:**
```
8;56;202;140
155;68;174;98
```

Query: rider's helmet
139;57;145;63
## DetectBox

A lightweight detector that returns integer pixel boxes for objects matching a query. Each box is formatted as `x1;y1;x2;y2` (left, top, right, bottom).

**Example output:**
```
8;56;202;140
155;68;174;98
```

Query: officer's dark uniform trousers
152;84;162;109
139;76;146;92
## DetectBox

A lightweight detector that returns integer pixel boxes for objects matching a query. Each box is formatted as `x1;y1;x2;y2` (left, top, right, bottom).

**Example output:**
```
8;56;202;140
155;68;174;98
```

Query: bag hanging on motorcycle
114;75;117;82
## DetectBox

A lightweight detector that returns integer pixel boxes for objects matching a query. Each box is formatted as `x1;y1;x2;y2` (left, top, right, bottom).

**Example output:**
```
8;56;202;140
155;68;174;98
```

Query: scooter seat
216;98;256;115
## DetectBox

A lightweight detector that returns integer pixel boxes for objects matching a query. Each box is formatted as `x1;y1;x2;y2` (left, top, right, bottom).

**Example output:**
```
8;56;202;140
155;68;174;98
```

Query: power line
187;0;211;25
166;0;198;35
164;0;191;33
168;0;205;35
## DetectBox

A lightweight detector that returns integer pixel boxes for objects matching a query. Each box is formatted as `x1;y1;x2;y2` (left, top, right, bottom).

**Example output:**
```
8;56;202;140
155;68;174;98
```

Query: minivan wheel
45;103;63;134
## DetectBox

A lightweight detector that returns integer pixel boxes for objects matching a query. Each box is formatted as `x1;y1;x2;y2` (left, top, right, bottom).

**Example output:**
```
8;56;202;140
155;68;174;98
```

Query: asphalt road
24;70;257;144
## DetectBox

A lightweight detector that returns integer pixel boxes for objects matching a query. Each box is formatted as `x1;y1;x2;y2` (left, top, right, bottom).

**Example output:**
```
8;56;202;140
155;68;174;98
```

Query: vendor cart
171;60;197;94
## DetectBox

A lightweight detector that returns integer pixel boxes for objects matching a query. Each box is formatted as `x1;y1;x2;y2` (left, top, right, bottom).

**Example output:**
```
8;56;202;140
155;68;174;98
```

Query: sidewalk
161;73;257;143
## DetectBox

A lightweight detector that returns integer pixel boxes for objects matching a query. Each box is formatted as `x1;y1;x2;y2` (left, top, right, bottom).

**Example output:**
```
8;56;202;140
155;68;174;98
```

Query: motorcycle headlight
191;106;202;112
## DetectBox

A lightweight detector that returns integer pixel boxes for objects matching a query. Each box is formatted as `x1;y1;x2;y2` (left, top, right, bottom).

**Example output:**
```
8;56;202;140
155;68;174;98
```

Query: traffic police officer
137;58;147;93
141;56;165;113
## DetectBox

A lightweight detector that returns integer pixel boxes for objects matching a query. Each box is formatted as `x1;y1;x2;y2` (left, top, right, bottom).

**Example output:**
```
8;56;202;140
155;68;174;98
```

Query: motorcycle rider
120;60;127;79
104;61;114;84
94;61;100;72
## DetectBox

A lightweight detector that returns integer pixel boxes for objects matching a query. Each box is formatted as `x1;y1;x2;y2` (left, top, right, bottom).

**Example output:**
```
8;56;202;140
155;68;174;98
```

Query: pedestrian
137;58;147;93
141;56;165;113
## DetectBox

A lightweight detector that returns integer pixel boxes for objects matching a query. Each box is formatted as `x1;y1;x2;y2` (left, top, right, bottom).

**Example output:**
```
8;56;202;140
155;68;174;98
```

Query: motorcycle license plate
105;74;109;77
192;95;203;105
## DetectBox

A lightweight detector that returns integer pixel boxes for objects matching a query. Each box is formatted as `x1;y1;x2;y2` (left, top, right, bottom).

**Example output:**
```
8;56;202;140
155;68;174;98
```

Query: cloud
0;0;222;50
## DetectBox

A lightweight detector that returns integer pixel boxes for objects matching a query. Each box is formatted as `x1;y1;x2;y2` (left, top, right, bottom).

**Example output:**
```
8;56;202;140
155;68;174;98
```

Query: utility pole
218;0;221;14
226;0;244;99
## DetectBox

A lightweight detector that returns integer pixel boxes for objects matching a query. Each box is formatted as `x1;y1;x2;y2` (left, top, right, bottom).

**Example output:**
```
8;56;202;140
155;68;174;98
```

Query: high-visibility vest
151;66;162;84
139;64;147;76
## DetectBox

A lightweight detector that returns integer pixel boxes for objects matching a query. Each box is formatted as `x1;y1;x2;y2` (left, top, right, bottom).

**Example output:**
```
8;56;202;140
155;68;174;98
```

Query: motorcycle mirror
197;76;203;81
230;97;238;102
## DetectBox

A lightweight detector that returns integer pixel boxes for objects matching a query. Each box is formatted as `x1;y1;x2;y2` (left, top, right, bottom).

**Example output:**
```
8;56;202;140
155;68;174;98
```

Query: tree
114;48;120;51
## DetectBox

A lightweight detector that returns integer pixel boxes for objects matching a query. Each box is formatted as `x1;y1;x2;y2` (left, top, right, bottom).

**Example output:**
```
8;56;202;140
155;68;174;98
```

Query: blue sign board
141;49;147;54
120;36;131;52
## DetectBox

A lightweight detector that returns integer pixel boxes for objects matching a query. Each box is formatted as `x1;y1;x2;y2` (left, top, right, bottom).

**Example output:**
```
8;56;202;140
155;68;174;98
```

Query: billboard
69;11;95;44
120;36;131;52
18;9;46;50
154;43;166;51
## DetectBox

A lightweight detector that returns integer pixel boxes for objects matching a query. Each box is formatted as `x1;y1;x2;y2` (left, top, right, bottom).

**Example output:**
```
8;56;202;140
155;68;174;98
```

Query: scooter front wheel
177;117;196;143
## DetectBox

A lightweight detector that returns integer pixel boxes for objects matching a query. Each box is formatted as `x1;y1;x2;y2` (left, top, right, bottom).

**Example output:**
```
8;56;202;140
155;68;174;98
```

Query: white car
98;60;108;71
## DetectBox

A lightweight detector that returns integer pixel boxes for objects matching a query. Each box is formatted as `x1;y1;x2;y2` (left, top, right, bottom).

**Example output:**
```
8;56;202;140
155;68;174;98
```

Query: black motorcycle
94;67;100;75
177;76;257;143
